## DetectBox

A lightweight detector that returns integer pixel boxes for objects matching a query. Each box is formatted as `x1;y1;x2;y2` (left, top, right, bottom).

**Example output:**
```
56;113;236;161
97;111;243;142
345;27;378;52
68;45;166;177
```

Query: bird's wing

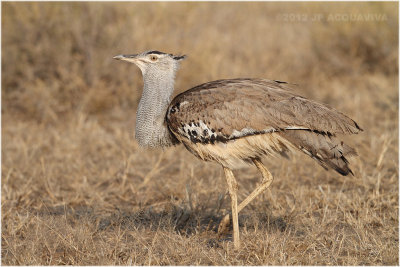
166;78;362;144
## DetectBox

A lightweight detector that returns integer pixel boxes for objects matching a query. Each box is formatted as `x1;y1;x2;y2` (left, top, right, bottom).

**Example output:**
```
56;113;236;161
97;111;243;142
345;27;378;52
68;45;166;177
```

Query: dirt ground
2;2;398;265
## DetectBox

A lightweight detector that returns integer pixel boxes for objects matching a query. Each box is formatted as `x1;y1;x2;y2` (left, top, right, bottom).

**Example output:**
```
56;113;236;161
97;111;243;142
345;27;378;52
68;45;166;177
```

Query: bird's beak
113;53;147;73
113;54;139;63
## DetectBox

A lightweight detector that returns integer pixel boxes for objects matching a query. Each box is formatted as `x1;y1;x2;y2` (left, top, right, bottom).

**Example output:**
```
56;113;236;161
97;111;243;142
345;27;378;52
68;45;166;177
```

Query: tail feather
279;130;357;176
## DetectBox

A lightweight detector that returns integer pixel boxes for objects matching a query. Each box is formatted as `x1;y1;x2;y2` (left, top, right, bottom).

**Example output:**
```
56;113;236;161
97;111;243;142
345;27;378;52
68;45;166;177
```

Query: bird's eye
150;55;158;61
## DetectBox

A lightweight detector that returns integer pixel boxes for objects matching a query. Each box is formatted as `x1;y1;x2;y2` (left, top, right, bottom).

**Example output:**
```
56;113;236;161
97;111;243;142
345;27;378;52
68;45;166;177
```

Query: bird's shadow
35;202;292;247
96;204;290;237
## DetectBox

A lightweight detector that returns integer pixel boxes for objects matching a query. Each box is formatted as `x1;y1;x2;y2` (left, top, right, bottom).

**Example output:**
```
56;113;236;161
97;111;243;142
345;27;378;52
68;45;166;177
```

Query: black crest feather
173;55;186;61
146;50;186;61
146;50;166;55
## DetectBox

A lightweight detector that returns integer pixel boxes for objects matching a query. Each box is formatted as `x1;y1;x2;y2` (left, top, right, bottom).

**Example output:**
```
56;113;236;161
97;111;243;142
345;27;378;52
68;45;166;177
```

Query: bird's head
113;50;186;76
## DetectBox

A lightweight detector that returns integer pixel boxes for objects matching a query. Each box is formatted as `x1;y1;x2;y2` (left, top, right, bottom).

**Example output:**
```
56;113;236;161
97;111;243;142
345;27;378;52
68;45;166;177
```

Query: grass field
2;2;399;265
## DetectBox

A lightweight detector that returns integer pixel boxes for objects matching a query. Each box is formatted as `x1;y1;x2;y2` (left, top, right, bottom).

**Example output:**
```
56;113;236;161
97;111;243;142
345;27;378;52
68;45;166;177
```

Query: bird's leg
222;167;240;249
218;159;274;236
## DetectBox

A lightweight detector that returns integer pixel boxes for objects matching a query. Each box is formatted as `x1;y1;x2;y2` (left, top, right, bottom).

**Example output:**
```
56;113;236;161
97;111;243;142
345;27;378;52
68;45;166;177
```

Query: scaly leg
223;167;240;249
218;158;274;235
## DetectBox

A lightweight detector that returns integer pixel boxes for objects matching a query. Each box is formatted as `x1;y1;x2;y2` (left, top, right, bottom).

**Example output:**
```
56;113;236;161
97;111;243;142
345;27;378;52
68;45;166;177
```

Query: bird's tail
279;130;357;176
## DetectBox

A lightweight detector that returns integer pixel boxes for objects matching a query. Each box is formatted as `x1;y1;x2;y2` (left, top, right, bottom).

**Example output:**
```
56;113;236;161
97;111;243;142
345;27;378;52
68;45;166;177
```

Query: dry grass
2;2;398;265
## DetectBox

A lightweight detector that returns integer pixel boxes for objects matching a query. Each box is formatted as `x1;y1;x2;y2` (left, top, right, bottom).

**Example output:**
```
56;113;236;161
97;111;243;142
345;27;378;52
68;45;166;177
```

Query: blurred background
2;2;398;265
3;2;397;125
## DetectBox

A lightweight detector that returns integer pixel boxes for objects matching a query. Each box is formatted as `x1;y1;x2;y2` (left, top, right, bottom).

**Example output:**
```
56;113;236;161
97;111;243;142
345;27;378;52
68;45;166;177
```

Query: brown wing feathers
279;130;357;175
167;78;362;175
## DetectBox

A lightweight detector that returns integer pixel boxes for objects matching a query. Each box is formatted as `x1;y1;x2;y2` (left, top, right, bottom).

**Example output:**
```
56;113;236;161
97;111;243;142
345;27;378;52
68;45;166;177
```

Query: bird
113;50;362;249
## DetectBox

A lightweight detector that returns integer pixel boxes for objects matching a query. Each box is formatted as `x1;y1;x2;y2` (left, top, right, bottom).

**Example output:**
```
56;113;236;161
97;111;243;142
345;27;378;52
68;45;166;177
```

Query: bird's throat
135;72;176;147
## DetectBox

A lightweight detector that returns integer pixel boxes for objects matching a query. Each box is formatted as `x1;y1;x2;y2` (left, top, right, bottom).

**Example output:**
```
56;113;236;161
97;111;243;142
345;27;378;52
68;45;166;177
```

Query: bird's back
166;78;362;174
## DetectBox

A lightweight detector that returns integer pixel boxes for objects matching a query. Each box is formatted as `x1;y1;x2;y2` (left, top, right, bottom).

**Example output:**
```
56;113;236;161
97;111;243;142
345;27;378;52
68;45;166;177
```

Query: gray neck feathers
135;66;177;147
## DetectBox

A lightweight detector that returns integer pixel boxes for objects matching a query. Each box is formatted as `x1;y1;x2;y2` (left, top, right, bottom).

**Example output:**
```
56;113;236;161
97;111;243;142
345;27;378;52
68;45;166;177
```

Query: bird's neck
135;70;176;147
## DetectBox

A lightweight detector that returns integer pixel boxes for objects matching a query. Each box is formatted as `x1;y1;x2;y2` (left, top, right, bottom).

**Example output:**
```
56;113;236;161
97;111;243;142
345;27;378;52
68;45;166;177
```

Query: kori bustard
113;50;362;249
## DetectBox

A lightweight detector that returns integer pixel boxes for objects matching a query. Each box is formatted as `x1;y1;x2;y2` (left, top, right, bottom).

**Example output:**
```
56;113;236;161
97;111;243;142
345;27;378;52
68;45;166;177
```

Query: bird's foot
217;214;230;237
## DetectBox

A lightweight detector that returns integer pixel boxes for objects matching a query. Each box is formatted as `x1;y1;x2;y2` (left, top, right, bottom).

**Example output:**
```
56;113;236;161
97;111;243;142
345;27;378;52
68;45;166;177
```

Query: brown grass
2;2;398;265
